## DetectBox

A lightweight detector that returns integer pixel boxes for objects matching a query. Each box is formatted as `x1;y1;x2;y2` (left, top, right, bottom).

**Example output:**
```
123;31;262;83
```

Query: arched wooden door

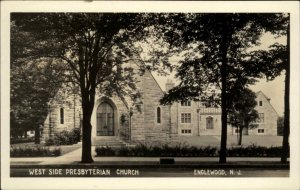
97;102;114;136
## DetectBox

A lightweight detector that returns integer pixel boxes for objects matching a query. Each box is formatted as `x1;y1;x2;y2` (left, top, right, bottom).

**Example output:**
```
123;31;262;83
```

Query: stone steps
92;137;127;147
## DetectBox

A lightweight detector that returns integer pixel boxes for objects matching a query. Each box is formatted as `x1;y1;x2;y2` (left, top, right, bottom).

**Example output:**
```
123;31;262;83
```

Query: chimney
165;79;175;92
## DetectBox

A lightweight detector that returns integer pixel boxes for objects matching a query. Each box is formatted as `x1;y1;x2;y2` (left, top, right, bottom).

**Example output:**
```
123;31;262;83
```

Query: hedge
10;145;61;157
95;143;288;157
10;137;35;144
95;143;217;157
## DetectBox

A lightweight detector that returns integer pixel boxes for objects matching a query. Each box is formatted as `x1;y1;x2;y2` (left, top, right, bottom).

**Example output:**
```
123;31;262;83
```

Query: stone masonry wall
41;91;82;142
248;91;278;136
176;101;200;136
142;71;174;144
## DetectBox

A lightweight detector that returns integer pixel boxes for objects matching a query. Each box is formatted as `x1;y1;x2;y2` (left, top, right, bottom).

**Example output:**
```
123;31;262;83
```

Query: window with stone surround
181;113;191;123
259;101;263;106
156;107;161;124
258;129;265;133
60;108;64;124
181;129;192;134
181;100;191;106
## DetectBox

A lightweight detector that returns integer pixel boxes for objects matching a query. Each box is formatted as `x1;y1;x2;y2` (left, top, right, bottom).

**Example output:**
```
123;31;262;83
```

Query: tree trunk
24;131;28;138
81;114;94;163
219;17;231;163
219;46;228;163
281;22;290;163
80;86;96;163
35;125;40;144
238;126;243;146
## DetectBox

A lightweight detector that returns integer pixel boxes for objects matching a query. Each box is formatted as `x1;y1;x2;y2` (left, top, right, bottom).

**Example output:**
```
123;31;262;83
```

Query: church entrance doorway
96;102;115;136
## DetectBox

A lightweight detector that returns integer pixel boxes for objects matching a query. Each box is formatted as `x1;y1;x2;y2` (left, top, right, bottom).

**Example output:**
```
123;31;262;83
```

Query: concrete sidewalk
10;146;289;167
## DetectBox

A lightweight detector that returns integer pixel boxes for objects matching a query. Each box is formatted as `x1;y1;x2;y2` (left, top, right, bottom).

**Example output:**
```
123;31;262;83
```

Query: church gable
141;71;171;142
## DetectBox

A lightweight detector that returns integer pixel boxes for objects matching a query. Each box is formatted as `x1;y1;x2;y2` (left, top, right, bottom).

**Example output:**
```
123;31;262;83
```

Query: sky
152;32;286;116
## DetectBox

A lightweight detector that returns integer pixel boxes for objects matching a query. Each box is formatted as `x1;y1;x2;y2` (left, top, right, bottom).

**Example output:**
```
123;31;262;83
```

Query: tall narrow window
206;116;214;129
157;107;161;123
60;108;64;124
259;101;263;106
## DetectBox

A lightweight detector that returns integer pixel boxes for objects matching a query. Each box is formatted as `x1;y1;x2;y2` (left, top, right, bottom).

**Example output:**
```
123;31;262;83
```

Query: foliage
11;13;164;163
227;144;288;157
95;143;287;158
95;143;218;157
159;13;286;105
10;145;61;157
10;22;65;142
246;18;289;163
228;88;259;145
95;146;116;156
45;128;81;146
10;137;35;144
157;13;287;163
72;128;81;142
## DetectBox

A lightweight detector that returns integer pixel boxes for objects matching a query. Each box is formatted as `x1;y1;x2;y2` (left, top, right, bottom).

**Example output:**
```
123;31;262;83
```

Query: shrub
118;146;130;156
95;143;218;157
95;143;287;157
95;146;116;156
45;128;81;146
71;128;81;142
227;144;287;157
10;137;35;144
10;145;61;157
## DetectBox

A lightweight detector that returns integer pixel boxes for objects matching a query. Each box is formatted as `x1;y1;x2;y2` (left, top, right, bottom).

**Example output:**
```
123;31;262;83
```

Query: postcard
1;1;299;190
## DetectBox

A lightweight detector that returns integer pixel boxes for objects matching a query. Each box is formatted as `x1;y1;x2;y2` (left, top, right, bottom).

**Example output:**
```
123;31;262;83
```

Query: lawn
180;135;283;148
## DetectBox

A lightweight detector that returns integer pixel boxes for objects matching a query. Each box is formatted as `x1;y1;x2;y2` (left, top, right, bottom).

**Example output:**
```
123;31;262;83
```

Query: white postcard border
1;1;299;190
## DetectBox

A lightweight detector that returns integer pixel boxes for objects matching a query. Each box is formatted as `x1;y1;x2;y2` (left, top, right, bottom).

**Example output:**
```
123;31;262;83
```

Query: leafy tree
11;13;157;163
228;88;259;145
159;13;286;163
11;22;64;143
247;15;289;163
10;60;65;143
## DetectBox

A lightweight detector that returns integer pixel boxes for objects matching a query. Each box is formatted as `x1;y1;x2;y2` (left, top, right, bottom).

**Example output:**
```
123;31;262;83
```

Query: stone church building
41;63;179;145
41;64;279;146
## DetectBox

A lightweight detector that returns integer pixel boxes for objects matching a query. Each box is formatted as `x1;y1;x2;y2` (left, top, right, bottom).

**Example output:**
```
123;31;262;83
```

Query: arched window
156;107;161;124
60;108;64;124
206;116;213;129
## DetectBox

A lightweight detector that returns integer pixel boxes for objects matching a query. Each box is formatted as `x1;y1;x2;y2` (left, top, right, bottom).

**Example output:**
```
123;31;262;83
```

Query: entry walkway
10;146;289;166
